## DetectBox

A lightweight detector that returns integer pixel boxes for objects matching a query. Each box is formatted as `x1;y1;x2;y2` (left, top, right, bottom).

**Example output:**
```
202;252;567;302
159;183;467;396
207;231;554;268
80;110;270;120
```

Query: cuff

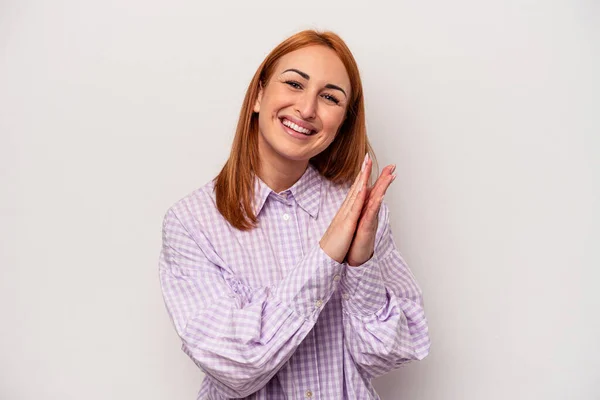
276;244;344;320
339;254;387;315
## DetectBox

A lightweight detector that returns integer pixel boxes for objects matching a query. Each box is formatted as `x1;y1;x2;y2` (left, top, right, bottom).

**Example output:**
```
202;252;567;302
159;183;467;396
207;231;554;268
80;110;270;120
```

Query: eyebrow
282;68;348;98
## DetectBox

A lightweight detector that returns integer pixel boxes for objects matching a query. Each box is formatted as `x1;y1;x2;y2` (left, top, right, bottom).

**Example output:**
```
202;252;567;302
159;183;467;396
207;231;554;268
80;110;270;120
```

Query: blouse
158;163;430;399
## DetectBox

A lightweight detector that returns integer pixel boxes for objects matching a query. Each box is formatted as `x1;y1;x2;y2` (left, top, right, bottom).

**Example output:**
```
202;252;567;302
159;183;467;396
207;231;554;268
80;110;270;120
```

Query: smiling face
253;45;351;169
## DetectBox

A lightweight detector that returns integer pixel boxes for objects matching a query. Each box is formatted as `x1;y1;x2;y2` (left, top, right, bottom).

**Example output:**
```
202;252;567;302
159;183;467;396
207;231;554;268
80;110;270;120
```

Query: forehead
275;45;351;90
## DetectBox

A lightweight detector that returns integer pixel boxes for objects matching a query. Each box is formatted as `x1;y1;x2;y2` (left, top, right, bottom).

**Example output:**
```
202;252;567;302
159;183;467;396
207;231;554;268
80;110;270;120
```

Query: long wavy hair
214;29;376;231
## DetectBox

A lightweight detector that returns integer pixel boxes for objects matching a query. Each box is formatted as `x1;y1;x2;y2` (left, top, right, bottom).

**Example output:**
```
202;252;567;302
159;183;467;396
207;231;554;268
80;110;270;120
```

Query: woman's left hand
345;159;396;267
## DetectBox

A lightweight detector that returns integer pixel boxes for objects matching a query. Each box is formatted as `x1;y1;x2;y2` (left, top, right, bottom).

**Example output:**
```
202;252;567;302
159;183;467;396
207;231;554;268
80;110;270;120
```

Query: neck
257;137;309;193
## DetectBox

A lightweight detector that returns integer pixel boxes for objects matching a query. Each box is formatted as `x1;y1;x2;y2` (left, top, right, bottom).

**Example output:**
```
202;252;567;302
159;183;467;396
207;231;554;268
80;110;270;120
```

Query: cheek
323;110;346;134
266;86;293;109
258;94;279;124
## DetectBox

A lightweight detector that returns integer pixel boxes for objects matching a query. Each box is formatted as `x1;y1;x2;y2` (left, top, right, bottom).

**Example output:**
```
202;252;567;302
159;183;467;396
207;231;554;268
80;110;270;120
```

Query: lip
279;115;318;133
280;119;314;140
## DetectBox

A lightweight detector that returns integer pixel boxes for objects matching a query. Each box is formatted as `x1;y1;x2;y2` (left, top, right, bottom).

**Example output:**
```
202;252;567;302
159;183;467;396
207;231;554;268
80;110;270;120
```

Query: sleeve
158;208;343;398
338;201;431;379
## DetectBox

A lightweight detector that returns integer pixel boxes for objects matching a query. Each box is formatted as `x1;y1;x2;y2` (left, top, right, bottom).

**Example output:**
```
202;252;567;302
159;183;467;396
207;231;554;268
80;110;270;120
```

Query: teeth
283;119;312;135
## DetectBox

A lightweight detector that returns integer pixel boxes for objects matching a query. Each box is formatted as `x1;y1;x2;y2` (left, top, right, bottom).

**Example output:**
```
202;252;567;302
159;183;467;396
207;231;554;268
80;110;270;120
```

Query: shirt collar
252;163;323;218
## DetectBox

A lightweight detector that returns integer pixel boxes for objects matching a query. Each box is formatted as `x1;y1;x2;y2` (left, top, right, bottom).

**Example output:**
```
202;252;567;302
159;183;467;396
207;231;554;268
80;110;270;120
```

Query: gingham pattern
159;163;430;399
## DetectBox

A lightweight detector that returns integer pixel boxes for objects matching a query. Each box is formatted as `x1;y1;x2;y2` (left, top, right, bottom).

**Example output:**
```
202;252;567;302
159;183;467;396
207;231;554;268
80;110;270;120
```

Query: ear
253;84;264;113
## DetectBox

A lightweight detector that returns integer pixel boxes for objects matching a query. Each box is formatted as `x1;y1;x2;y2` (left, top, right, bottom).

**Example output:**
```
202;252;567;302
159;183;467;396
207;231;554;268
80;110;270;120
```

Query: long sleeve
339;201;430;379
158;208;343;398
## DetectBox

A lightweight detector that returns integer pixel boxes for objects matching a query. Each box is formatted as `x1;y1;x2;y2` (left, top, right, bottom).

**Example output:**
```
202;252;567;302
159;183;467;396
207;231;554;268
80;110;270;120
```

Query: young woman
159;29;430;399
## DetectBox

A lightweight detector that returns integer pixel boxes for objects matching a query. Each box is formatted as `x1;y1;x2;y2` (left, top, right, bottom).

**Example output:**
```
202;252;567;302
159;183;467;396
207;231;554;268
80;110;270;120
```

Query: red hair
214;29;377;231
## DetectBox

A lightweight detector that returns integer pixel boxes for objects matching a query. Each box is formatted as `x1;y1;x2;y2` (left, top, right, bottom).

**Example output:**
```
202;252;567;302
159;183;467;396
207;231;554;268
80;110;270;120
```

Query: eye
285;80;302;89
321;93;340;105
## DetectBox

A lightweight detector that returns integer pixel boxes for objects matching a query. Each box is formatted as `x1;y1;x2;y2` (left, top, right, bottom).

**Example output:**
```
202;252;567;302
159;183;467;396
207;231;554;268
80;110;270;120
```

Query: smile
281;118;316;136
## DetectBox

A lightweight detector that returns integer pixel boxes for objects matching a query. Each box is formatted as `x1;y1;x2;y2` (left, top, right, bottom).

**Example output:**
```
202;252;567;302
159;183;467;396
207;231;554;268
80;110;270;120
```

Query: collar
252;163;323;218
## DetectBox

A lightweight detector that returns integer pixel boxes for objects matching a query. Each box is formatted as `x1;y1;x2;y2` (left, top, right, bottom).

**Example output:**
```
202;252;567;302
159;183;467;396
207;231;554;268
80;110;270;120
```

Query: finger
360;195;383;231
348;156;372;217
361;166;392;210
357;165;395;230
368;164;396;201
344;158;370;223
340;154;368;210
369;164;395;195
340;153;369;214
355;195;385;238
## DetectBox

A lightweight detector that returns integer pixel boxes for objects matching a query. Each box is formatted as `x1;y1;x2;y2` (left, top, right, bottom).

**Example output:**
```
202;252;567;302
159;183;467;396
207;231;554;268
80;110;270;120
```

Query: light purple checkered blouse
159;163;430;399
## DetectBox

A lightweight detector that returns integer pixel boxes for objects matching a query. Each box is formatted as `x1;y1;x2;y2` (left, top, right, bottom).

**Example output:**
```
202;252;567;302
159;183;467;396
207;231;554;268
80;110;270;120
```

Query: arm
339;201;431;379
159;208;343;398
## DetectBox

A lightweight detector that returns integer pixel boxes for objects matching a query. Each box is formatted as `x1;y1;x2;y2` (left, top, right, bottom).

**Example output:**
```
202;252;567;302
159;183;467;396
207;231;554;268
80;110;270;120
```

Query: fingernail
361;153;369;172
391;174;397;181
390;164;396;174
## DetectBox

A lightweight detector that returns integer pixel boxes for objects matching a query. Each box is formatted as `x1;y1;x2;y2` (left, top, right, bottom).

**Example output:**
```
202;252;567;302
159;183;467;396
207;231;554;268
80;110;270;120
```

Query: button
315;299;323;308
305;390;313;398
282;213;290;221
342;293;349;300
333;274;341;282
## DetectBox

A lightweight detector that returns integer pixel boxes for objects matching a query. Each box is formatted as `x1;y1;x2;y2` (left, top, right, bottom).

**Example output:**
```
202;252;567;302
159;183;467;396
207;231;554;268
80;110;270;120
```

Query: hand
345;158;396;267
319;153;371;263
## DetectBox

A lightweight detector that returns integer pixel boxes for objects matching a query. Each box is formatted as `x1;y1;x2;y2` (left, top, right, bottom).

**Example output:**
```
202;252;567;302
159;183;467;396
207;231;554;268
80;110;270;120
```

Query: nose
295;91;317;120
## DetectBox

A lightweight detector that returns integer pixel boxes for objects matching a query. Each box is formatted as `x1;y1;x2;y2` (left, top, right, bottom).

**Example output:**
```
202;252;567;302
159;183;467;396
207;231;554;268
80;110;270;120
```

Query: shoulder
161;178;222;235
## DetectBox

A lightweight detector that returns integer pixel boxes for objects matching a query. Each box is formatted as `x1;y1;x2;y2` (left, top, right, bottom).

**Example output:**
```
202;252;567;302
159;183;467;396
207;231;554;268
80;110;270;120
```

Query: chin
259;128;326;164
274;146;314;162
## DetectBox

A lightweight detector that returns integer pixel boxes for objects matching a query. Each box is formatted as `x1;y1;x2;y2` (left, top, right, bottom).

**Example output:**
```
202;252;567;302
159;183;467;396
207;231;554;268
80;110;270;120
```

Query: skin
253;45;396;267
342;155;396;266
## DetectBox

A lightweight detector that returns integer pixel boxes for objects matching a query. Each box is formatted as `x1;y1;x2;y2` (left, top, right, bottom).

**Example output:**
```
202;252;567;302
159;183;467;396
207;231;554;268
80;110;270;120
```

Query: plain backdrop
1;0;598;399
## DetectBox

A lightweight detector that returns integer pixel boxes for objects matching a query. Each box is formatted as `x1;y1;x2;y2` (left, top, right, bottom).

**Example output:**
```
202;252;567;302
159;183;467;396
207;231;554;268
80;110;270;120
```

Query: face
253;45;351;167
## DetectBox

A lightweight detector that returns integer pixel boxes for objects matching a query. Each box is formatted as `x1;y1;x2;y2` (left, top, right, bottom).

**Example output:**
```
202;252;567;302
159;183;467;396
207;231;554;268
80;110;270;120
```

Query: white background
1;0;598;399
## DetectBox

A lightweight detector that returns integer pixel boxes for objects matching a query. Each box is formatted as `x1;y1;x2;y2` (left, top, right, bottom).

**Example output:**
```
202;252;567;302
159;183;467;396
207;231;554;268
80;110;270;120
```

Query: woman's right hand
319;153;371;263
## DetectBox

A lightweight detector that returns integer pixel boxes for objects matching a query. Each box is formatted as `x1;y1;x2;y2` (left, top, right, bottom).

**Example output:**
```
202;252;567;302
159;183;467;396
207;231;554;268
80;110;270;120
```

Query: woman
159;29;430;399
